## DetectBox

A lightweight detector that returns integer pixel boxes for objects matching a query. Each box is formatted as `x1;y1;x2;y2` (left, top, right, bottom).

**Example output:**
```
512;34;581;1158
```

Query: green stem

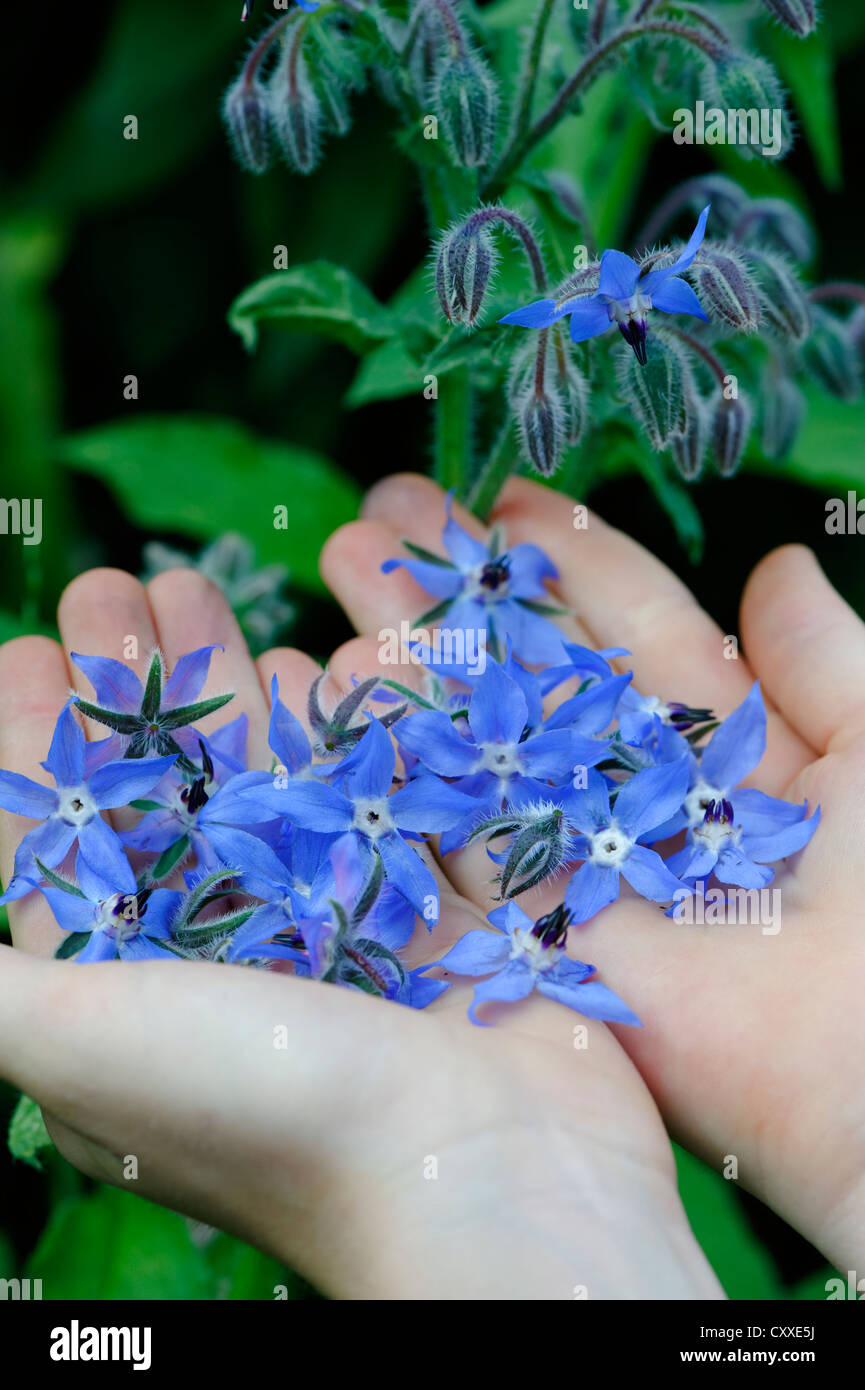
466;419;516;519
505;0;557;156
434;371;473;493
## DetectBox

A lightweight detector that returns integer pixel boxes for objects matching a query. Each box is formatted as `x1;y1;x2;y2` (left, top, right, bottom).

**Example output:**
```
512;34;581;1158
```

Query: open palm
319;471;865;1278
0;554;722;1300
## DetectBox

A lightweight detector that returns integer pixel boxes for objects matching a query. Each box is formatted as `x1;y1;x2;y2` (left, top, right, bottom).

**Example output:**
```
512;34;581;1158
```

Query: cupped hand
320;471;865;1277
0;564;722;1300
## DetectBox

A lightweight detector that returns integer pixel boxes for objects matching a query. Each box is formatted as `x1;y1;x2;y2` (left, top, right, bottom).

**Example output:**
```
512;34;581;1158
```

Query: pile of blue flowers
0;506;819;1027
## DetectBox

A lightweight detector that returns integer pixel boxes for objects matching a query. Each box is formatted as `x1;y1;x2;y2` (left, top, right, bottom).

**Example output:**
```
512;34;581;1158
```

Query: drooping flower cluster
0;510;819;1027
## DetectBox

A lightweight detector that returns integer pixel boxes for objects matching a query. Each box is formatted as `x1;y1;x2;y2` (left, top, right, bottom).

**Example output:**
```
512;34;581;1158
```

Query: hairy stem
466;419;516;518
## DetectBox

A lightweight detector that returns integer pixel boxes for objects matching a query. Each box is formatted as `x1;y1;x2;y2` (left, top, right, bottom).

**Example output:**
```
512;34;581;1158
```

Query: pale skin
0;472;861;1300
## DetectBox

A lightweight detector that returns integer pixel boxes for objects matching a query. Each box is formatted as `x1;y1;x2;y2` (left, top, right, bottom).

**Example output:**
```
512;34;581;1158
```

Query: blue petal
377;831;438;922
77;932;118;963
442;493;490;569
638;205;710;294
468;962;535;1025
338;718;396;800
545;671;632;734
714;850;774;890
70;652;142;713
425;928;511;977
38;886;98;933
237;777;353;831
613;758;690;839
163;645;223;707
397;710;479;776
487;900;531;935
619;843;682;901
598;249;640;301
88;755;178;809
76;846;133;901
700;682;766;791
520;729;593;781
389;775;480;833
467;660;528;746
41;703;85;788
268;676;312;774
498;599;569;666
505;543;559;595
564;860;619;922
201;823;288;893
742;806;820;863
650;275;709;321
562;768;612;835
499;298;566;328
0;770;57;819
539;970;641;1025
568;295;613;343
380;556;463;599
77;814;134;886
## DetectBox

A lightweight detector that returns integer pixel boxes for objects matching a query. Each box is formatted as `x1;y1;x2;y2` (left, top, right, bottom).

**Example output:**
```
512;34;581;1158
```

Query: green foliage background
1;0;863;1299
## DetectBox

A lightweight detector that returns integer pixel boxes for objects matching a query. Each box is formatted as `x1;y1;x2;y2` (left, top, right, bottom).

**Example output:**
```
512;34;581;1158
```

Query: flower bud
801;306;863;401
749;249;810;342
710;391;752;476
671;398;708;481
617;334;689;450
761;376;804;460
509;343;565;477
222;77;273;174
760;0;817;38
711;55;792;160
432;52;498;169
735;197;813;263
270;44;323;175
556;349;589;446
694;245;760;331
435;221;497;326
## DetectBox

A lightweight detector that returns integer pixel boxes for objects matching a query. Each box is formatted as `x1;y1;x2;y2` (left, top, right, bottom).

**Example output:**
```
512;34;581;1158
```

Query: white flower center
608;290;652;324
588;823;633;868
693;817;738;854
510;927;555;973
685;781;722;828
352;798;395;841
57;785;97;827
479;742;523;778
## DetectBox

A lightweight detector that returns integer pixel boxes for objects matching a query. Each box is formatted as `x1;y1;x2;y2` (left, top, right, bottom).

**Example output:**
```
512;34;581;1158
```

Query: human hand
0;564;722;1300
320;471;865;1277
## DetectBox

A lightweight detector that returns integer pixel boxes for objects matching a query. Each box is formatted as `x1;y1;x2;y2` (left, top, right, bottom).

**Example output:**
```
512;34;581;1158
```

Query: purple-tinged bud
222;77;273;174
432;52;499;170
761;375;804;459
270;43;323;175
711;55;792;160
760;0;818;39
435;221;497;326
801;306;863;401
671;397;708;481
749;249;810;342
710;391;752;477
694;245;760;332
618;334;690;449
517;386;565;478
734;197;813;264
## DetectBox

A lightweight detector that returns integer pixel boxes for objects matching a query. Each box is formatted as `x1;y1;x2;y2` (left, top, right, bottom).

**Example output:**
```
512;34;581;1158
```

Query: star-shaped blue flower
500;206;711;364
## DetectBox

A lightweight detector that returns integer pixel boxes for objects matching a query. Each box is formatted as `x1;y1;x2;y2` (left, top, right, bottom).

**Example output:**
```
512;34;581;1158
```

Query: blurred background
0;0;863;1299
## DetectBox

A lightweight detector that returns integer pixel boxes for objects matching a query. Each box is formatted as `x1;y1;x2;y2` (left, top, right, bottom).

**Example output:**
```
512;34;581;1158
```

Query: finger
489;476;812;791
741;545;865;757
146;569;270;768
254;647;323;736
356;471;598;653
0;636;73;954
59;568;161;746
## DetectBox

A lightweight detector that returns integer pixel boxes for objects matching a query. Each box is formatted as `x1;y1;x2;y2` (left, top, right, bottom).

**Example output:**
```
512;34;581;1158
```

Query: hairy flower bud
270;44;323;175
435;221;497;326
509;342;565;477
469;803;571;899
711;55;792;160
694;244;761;331
222;77;273;174
801;306;863;400
617;334;689;449
748;249;810;342
710;391;752;476
734;197;813;263
556;348;589;446
432;52;498;169
761;376;804;460
671;397;708;481
760;0;818;38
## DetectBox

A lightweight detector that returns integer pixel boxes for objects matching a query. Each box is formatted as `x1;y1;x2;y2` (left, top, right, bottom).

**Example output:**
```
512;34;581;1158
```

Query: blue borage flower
499;206;711;365
381;493;568;665
0;545;821;1030
419;901;641;1027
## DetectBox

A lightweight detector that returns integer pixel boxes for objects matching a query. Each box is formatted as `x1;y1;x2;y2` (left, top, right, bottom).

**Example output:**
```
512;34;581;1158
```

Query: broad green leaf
752;387;865;493
25;1186;213;1299
229;262;396;355
675;1144;782;1300
57;415;360;594
8;1094;54;1171
346;335;425;407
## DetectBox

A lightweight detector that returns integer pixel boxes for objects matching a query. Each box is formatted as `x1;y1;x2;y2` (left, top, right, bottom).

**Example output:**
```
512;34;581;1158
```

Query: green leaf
25;1187;213;1299
203;1232;311;1301
228;262;396;355
57;415;360;595
8;1094;54;1171
674;1144;782;1299
150;835;190;882
345;335;424;407
55;932;92;961
34;858;86;898
129;799;164;812
753;386;865;492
